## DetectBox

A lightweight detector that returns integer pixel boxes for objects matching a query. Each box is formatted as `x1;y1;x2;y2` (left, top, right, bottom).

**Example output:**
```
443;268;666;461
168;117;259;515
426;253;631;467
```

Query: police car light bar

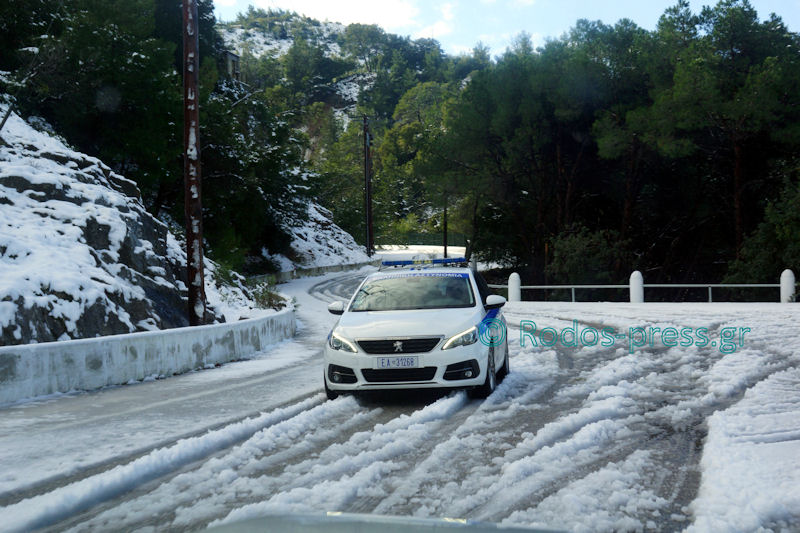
381;257;468;267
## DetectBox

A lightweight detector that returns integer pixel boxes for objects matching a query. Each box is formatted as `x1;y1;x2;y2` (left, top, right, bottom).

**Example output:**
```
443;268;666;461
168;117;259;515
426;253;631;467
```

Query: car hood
335;307;484;340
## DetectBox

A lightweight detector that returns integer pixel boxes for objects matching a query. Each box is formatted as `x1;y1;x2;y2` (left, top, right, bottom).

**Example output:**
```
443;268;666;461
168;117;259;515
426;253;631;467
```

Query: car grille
357;337;441;354
362;367;437;383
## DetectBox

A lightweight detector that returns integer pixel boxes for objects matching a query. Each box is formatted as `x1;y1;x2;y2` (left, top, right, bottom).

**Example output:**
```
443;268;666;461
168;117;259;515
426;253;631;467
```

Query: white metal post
781;269;795;303
630;271;644;303
508;272;521;302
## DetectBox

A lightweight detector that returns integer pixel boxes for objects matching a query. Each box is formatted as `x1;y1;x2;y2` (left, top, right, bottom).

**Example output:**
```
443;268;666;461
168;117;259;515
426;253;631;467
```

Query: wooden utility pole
363;115;374;257
183;0;206;325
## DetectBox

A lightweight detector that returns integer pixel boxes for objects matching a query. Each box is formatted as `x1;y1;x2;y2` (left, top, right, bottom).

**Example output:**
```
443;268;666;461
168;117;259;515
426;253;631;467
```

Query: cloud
441;2;456;20
252;0;421;31
474;31;517;54
413;19;455;40
411;2;457;40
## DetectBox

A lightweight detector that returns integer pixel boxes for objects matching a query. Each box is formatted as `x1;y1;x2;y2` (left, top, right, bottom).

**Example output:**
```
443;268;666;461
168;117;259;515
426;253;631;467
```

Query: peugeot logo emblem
393;341;403;352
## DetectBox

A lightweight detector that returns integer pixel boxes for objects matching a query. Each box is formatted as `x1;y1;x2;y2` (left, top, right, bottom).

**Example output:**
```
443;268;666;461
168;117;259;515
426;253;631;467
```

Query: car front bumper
324;342;490;392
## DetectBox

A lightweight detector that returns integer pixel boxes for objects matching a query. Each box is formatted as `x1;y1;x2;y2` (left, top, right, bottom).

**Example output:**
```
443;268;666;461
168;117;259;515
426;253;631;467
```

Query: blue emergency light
380;257;468;267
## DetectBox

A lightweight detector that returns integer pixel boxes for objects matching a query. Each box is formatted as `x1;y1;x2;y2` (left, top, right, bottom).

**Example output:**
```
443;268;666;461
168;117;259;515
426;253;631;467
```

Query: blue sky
213;0;800;56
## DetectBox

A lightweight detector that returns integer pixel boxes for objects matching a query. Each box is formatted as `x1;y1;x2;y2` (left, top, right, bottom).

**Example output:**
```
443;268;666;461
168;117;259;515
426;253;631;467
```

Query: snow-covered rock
264;203;370;271
0;105;219;345
330;72;377;128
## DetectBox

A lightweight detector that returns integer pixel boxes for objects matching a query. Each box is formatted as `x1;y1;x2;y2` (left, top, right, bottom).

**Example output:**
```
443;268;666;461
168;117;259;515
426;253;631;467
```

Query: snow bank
688;367;800;531
0;307;295;406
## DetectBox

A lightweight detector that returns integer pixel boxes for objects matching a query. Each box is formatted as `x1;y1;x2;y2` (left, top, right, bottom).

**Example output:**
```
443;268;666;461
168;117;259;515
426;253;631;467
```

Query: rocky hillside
218;15;375;125
0;101;372;346
0;105;217;345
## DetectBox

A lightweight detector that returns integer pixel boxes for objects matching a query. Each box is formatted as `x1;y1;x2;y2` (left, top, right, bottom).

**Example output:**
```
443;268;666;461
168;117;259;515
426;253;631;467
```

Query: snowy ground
1;260;799;532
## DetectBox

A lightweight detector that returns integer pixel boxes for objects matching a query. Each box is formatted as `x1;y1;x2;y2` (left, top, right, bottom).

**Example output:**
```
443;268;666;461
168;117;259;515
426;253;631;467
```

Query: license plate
375;356;419;369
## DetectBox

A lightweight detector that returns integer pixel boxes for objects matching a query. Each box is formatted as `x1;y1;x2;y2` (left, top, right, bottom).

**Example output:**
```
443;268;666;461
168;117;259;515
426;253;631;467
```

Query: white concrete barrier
0;308;295;406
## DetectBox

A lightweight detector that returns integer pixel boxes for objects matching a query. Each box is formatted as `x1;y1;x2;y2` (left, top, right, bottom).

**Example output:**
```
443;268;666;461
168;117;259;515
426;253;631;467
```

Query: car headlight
328;331;358;353
442;326;478;350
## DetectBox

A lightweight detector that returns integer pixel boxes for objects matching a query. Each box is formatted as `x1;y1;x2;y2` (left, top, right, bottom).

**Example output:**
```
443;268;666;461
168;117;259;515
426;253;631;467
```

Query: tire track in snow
307;272;365;304
369;360;559;518
364;314;714;528
56;395;382;532
58;391;472;531
1;395;326;532
358;320;633;522
208;392;471;528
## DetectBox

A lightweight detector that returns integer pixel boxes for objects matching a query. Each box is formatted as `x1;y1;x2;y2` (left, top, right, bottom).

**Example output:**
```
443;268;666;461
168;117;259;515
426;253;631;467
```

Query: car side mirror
328;301;345;315
484;294;506;310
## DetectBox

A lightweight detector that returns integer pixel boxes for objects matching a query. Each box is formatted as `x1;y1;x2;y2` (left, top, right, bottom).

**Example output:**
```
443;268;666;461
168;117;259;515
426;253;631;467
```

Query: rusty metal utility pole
443;197;448;258
183;0;206;325
363;115;374;257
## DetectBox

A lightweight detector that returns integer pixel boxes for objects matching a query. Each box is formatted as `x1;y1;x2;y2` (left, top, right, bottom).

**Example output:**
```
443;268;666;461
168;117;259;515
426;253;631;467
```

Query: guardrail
488;269;797;303
0;308;295;406
1;258;384;406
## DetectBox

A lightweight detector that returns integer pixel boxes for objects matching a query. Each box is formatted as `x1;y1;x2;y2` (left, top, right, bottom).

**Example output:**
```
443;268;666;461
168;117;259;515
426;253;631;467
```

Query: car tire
324;372;339;400
497;338;510;382
469;346;496;399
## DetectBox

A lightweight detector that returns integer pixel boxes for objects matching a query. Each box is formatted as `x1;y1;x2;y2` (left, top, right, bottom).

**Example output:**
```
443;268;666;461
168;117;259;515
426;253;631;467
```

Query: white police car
324;258;508;399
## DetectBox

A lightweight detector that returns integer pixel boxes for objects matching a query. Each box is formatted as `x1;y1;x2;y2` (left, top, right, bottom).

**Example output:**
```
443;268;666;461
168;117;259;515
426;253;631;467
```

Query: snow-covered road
1;267;799;532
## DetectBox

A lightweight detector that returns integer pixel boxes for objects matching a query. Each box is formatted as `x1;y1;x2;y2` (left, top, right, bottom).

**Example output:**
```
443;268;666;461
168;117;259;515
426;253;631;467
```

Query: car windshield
350;273;475;311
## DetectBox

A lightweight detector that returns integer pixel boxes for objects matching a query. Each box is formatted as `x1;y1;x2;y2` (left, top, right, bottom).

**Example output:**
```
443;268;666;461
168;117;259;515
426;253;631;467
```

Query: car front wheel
469;346;496;399
324;372;339;400
497;338;510;382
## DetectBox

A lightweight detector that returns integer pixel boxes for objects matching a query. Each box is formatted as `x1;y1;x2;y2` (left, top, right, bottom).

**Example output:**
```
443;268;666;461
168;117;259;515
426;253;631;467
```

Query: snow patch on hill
331;73;377;128
264;204;370;271
219;20;345;60
219;26;292;59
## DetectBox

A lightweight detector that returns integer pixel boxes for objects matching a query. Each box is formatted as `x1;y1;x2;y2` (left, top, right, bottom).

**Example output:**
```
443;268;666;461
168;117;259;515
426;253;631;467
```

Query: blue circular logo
479;318;506;347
